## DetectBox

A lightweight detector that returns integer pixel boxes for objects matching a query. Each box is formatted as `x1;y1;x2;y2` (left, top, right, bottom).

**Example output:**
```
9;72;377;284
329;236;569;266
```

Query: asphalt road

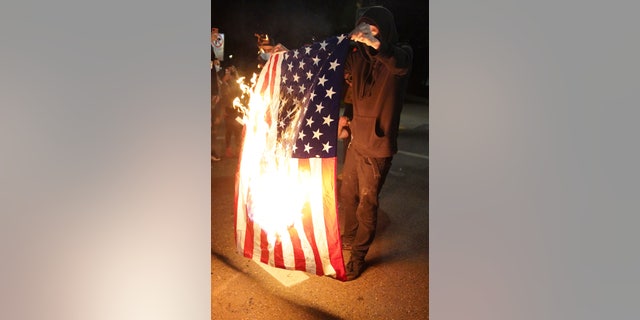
211;97;428;319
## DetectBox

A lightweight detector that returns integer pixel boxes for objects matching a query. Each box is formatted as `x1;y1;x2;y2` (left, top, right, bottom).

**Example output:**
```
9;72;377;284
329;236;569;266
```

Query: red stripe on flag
321;157;347;281
242;203;255;258
260;54;279;96
260;54;279;127
299;159;325;276
264;105;272;128
288;224;307;271
259;57;272;96
269;54;279;97
273;236;285;268
260;229;270;264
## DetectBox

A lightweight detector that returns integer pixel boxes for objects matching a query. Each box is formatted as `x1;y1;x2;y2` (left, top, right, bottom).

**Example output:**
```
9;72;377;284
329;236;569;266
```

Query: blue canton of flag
276;34;349;159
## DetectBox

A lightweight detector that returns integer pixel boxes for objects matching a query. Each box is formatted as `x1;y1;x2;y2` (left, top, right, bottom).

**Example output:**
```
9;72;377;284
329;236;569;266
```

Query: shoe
345;258;365;281
211;155;221;161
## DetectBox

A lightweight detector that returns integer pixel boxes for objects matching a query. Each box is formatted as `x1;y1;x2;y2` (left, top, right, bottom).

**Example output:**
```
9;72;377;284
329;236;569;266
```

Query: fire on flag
234;34;350;281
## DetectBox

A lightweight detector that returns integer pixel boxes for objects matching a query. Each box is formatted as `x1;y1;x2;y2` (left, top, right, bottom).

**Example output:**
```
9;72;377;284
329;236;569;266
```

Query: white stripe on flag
280;229;295;270
254;54;274;94
235;177;248;253
252;215;263;260
293;218;317;275
288;159;318;275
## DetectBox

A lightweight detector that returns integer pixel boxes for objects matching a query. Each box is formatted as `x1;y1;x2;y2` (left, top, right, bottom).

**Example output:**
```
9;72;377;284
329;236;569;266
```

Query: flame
232;75;255;123
237;65;312;247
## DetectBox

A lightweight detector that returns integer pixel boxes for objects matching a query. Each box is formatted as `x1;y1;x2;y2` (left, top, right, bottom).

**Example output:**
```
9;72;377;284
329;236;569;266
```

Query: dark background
212;0;427;97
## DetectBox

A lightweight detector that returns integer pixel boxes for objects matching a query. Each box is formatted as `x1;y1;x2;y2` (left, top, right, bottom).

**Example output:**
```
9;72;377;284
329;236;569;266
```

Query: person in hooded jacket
211;58;222;161
338;6;413;281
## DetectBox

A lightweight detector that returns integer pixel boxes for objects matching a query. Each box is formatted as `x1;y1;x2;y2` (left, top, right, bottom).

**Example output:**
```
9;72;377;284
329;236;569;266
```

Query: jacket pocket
351;115;386;146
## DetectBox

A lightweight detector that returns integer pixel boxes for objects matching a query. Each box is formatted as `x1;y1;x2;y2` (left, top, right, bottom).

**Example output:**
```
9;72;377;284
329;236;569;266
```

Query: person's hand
338;116;351;139
349;23;380;50
344;72;352;86
272;43;288;53
261;43;289;61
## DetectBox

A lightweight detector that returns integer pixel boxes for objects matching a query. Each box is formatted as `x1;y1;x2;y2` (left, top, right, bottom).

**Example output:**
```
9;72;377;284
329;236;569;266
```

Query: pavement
211;96;428;319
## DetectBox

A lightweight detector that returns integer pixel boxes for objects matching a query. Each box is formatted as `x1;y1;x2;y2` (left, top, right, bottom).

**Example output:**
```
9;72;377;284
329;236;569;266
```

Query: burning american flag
235;34;349;281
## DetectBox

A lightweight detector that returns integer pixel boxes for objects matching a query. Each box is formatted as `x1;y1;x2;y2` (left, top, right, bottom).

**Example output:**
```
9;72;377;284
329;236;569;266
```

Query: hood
356;6;398;45
353;6;400;98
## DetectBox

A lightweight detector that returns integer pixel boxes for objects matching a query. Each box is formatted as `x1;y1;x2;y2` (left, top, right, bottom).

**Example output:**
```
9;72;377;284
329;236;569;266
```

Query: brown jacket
344;7;413;158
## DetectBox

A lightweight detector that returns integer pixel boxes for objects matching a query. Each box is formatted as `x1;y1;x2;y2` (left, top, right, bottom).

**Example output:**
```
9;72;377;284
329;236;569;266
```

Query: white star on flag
304;143;313;153
322;114;334;126
322;141;333;152
317;75;328;86
329;59;340;71
312;128;323;140
325;87;336;99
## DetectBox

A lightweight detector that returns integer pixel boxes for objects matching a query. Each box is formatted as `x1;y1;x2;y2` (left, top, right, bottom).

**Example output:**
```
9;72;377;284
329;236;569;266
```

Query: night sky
212;0;427;96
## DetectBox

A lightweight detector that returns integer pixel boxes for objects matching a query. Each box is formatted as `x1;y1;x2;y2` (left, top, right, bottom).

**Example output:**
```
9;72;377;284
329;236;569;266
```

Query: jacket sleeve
344;51;353;80
373;42;413;76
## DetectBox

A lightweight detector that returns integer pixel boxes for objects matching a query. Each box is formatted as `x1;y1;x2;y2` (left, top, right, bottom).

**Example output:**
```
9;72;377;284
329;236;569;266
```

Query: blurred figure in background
211;58;222;161
219;65;243;158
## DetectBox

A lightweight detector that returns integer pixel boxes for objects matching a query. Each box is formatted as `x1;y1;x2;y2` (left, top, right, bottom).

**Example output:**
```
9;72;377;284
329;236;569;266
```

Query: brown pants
339;146;392;261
